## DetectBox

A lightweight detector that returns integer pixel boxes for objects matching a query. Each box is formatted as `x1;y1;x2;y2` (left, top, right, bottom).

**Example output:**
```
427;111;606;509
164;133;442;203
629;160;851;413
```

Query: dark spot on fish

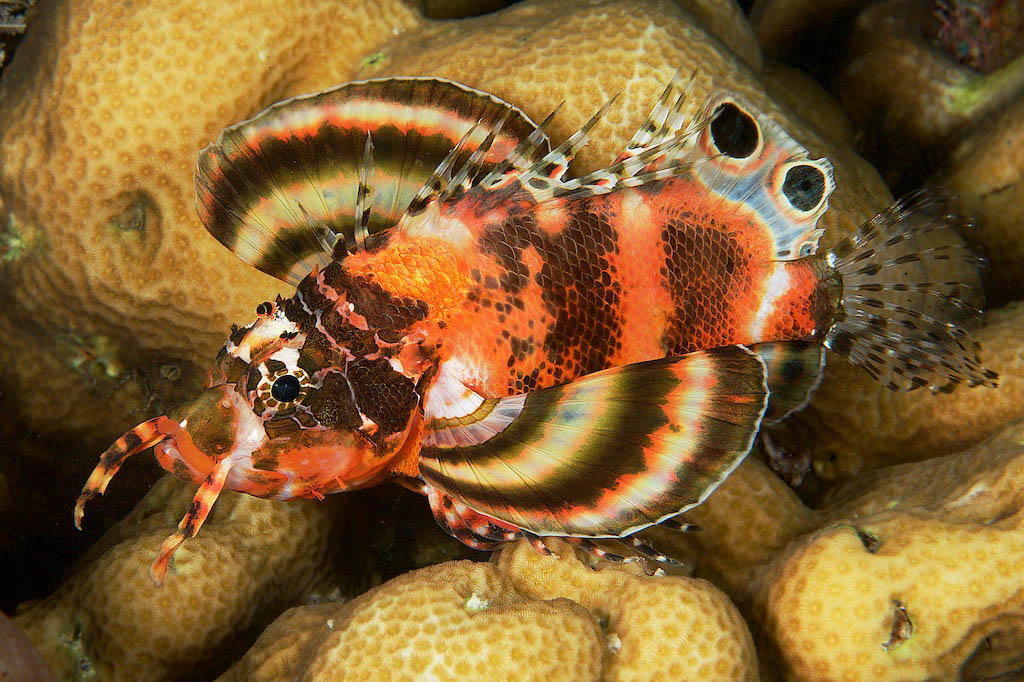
710;102;759;159
122;431;143;452
781;358;805;381
347;357;418;437
308;373;362;430
782;164;826;212
827;330;856;357
264;359;287;376
256;301;273;316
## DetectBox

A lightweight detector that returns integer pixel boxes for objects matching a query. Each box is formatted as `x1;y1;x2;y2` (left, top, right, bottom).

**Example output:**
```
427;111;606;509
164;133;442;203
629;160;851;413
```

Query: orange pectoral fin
74;416;175;529
150;454;234;587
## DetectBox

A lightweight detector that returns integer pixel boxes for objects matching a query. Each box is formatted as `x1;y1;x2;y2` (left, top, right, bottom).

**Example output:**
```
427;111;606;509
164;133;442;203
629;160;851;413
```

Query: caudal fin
823;191;998;392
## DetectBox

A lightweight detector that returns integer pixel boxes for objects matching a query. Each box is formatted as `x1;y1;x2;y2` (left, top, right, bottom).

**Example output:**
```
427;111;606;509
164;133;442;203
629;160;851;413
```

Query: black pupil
271;374;301;402
710;102;759;159
782;164;826;211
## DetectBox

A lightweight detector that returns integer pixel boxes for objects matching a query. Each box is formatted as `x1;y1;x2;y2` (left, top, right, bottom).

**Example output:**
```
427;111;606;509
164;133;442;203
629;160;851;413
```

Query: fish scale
75;75;997;584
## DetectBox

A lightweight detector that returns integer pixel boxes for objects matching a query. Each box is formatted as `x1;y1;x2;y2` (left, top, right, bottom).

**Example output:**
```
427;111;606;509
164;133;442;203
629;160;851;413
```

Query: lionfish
74;74;996;584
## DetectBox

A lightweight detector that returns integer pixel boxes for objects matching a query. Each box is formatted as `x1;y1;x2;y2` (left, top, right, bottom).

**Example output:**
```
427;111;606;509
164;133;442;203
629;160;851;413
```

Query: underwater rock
941;96;1024;303
832;0;1024;190
679;418;1024;678
221;541;757;681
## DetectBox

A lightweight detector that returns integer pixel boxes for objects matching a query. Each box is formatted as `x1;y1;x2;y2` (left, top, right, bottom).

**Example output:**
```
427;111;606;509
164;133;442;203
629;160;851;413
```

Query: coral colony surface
2;0;1024;680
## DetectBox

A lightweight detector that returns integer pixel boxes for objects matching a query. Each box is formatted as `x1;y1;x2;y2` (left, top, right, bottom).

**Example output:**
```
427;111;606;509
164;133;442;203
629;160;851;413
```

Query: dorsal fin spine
352;131;374;252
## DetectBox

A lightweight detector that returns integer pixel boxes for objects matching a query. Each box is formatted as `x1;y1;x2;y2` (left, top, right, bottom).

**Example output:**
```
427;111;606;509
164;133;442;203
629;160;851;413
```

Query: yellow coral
678;419;1024;678
767;302;1024;484
15;476;348;681
223;540;757;681
0;0;423;439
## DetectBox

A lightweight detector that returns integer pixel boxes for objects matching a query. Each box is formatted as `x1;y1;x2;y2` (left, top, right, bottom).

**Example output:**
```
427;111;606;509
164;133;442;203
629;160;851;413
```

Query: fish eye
271;374;302;402
710;102;759;159
782;163;827;212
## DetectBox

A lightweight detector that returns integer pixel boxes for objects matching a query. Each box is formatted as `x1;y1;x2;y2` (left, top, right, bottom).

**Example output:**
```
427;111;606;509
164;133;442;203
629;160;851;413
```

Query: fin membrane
823;191;998;391
688;94;836;260
195;77;547;284
418;345;768;539
749;341;825;424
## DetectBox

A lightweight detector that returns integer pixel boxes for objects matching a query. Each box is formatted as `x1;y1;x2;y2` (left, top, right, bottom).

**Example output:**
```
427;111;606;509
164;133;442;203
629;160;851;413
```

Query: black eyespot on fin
783;164;826;211
710;102;759;159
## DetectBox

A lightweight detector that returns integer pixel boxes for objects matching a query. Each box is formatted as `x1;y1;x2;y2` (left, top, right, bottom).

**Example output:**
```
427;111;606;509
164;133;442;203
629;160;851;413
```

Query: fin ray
823;191;998;391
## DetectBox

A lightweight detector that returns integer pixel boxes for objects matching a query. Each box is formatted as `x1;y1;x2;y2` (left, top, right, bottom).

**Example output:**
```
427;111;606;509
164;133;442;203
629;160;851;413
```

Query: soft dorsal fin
195;77;547;284
417;345;768;539
688;95;836;259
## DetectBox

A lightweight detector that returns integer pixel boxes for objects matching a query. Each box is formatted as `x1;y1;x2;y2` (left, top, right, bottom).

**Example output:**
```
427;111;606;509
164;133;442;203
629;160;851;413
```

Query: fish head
182;296;422;495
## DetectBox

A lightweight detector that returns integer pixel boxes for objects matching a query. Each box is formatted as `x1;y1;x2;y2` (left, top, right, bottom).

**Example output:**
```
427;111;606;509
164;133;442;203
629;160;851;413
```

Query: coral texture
679;418;1024;678
0;0;424;455
766;302;1024;485
15;476;348;681
222;542;757;681
942;98;1024;302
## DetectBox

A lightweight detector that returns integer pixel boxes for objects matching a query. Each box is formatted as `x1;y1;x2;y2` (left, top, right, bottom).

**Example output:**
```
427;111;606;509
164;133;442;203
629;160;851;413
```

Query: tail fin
822;191;999;392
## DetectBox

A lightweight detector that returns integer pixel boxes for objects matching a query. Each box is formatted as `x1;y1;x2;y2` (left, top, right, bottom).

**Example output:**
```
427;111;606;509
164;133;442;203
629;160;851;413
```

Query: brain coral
222;541;757;681
0;0;424;607
675;418;1024;678
14;476;349;680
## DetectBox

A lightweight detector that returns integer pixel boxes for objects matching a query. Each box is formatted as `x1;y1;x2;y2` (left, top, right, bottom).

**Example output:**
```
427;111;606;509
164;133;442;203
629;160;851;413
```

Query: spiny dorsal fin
195;77;546;284
418;345;768;539
512;94;619;194
353;132;374;252
404;120;482;218
478;104;562;189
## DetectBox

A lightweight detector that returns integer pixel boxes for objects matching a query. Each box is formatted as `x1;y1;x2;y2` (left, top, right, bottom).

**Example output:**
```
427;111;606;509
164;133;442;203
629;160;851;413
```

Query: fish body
75;76;996;583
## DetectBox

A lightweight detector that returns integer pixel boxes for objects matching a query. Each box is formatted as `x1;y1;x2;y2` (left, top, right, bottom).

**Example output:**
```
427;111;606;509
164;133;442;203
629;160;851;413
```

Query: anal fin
418;345;768;540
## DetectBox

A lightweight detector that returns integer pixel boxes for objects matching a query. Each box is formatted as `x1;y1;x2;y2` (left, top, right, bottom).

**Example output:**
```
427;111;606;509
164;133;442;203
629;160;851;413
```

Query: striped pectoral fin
749;341;825;425
418;345;769;541
149;456;234;587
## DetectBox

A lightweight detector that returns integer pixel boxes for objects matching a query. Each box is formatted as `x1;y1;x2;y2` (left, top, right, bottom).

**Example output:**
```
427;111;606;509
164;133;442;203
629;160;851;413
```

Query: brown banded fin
823;190;999;391
418;345;768;539
195;78;546;284
748;341;825;424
